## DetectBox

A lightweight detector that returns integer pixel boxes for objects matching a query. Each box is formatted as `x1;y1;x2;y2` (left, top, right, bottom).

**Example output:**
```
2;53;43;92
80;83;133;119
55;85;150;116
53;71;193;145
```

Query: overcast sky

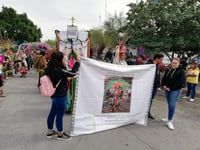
0;0;137;41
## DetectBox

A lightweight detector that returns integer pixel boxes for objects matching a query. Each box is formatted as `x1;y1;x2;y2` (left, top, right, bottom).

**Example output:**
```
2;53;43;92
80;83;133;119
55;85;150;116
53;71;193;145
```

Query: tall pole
99;15;102;27
105;0;107;21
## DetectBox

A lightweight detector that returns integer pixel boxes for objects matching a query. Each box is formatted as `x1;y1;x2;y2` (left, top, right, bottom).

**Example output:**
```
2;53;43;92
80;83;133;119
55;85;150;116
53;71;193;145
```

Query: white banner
70;58;156;136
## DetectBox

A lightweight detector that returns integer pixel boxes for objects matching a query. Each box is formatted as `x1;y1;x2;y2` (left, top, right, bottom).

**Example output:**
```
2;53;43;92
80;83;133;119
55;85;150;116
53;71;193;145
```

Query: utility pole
105;0;107;21
99;15;102;27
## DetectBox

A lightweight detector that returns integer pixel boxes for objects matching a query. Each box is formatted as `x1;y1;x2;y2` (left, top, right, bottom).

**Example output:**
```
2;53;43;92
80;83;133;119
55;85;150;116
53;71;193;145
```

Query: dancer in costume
113;46;127;65
110;83;123;112
113;33;128;66
18;50;28;78
0;54;6;97
4;49;12;79
104;78;131;112
37;51;47;87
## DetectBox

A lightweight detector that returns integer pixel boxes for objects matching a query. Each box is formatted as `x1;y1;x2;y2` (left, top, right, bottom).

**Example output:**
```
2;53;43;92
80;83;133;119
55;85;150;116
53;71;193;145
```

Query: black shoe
46;130;57;138
57;132;72;140
148;114;155;120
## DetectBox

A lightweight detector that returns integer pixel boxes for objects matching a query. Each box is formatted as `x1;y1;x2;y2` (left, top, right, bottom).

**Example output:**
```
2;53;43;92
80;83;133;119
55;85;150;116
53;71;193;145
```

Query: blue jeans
47;96;66;133
165;89;181;121
186;82;197;99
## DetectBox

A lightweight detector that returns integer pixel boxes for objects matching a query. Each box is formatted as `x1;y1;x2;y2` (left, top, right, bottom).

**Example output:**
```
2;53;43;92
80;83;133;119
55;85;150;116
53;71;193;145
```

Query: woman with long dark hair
45;51;80;140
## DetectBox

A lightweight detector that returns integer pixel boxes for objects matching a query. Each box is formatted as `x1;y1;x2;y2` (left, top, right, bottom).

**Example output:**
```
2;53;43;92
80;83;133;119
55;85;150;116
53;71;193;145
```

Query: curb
182;88;200;97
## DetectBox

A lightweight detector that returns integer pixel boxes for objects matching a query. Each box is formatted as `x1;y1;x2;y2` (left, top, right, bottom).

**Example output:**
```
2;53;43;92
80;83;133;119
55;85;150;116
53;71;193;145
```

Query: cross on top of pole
70;17;75;26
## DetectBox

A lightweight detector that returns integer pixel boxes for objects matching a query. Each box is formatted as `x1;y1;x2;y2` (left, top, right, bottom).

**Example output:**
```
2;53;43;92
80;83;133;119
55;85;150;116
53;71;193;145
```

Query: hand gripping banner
70;58;156;136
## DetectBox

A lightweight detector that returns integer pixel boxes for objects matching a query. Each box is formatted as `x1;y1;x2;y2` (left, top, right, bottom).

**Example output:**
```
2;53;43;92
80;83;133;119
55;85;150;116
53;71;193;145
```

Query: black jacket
162;66;186;91
45;62;80;97
147;60;160;88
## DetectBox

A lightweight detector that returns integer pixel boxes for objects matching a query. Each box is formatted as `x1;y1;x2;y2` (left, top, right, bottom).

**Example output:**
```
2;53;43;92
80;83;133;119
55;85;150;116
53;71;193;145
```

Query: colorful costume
37;56;47;87
104;78;130;112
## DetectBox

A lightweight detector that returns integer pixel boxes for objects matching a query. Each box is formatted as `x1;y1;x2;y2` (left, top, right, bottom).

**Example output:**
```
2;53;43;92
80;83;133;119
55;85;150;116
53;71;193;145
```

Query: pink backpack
40;75;61;97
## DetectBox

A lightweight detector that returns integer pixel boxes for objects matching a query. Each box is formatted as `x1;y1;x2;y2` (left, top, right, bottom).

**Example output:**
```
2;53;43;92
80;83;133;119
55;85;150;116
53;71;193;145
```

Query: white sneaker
189;98;194;102
167;121;174;130
161;118;168;122
182;96;189;99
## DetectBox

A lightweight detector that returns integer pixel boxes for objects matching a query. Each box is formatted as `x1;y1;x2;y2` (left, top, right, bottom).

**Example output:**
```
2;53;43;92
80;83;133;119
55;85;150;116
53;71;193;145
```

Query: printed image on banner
102;77;133;113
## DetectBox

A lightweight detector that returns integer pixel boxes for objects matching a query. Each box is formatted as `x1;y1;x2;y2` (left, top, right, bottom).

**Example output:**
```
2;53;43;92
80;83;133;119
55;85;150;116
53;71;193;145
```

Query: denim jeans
186;82;197;99
47;96;66;133
165;89;181;121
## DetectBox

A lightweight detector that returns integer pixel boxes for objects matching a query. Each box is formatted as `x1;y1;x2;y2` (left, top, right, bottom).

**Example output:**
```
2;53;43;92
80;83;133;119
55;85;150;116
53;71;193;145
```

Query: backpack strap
55;80;62;88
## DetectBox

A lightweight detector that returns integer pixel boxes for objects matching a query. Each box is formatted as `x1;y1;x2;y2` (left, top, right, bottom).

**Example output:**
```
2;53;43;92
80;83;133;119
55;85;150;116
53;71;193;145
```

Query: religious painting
102;77;133;113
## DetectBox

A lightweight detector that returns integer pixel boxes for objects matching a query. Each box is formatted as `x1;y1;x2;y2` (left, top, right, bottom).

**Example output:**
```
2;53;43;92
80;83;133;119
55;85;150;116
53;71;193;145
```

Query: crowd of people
1;45;199;140
40;45;199;140
0;48;35;97
106;45;199;131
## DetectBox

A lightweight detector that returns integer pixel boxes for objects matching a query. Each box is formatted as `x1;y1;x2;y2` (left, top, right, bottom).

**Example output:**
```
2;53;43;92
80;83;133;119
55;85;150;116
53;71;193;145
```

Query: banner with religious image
70;58;156;136
67;25;78;39
55;30;90;69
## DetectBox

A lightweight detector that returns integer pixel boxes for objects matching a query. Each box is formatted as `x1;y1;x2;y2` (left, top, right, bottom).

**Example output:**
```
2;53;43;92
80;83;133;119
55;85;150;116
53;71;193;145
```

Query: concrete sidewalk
0;70;200;150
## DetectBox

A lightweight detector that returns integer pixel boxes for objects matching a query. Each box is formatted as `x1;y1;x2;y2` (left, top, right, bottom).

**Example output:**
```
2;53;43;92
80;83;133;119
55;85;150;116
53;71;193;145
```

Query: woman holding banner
45;51;80;140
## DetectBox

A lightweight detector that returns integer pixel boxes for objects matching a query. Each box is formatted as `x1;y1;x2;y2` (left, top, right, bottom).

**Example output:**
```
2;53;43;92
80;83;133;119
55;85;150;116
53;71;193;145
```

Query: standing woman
45;51;80;140
182;61;199;101
162;58;186;130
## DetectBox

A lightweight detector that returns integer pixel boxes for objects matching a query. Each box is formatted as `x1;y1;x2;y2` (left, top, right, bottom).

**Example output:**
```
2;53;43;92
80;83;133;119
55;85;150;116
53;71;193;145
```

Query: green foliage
89;12;126;50
89;28;105;49
104;12;126;48
0;33;14;49
0;6;42;42
125;0;200;59
45;39;56;49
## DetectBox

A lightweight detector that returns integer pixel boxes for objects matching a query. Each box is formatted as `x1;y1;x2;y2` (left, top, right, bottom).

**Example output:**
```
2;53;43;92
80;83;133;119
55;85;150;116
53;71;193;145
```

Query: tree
0;6;42;42
45;39;56;49
103;11;126;48
125;0;200;60
89;12;126;50
89;28;105;50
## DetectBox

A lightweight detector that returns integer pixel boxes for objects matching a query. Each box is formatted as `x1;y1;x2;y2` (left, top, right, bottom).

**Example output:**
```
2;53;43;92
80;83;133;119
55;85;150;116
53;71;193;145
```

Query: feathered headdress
113;32;128;64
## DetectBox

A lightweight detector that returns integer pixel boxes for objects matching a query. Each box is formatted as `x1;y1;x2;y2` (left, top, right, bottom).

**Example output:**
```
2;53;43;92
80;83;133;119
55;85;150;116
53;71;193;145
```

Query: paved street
0;70;200;150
